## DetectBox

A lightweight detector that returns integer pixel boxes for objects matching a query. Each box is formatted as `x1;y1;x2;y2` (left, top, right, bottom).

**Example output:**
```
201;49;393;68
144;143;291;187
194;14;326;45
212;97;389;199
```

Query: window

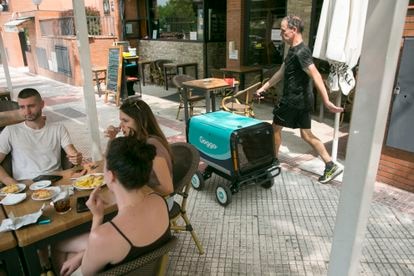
127;0;204;41
244;0;287;67
55;45;71;76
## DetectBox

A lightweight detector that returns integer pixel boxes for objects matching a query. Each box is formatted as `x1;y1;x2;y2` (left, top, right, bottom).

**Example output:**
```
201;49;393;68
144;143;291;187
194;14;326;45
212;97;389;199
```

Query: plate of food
30;180;52;191
73;173;105;190
0;183;26;196
31;187;60;201
0;193;27;205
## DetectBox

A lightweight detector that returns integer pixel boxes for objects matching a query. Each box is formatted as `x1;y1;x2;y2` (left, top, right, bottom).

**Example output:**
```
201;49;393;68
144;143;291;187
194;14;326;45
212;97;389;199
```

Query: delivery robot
187;111;281;206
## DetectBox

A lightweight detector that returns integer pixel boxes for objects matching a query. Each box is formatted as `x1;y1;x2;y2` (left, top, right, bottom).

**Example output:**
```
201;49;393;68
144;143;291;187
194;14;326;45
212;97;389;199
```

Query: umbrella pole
331;91;341;162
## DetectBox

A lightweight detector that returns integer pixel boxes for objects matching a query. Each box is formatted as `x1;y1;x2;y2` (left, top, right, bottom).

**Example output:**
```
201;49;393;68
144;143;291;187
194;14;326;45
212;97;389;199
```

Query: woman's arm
151;156;174;196
80;231;110;276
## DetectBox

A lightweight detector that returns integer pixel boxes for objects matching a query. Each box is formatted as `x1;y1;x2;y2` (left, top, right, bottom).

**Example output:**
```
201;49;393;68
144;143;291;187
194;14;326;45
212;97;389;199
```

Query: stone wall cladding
138;40;205;78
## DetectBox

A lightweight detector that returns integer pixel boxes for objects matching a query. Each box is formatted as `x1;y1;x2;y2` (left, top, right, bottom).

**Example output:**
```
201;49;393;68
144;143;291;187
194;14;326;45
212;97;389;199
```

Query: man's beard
25;112;42;121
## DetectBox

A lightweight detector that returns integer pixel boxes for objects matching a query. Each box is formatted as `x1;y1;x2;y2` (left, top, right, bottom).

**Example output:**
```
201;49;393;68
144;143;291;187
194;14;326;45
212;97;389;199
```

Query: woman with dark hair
53;137;171;276
104;99;173;200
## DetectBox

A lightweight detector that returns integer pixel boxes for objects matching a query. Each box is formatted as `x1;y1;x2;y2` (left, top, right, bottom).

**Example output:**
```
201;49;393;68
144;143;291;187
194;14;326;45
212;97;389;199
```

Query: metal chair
98;236;177;276
169;142;204;254
172;75;205;120
221;82;261;117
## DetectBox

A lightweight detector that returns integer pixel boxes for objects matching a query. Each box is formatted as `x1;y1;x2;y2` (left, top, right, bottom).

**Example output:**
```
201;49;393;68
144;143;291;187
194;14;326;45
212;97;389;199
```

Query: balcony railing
39;16;115;37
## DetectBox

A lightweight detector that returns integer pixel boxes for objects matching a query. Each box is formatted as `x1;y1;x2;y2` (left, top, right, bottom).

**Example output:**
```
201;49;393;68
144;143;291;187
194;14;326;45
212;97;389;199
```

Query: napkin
50;185;74;204
0;204;45;232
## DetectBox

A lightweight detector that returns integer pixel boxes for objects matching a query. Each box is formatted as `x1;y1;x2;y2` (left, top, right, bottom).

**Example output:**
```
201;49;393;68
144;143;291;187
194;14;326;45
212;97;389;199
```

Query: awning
3;16;33;33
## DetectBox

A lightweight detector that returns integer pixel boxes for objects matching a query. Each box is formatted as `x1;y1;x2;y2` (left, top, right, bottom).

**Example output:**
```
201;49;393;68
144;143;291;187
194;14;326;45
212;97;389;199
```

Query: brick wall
226;0;244;67
378;147;414;193
287;0;313;44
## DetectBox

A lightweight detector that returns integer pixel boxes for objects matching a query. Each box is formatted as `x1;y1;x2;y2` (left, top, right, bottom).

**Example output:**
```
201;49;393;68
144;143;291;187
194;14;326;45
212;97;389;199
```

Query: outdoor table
220;66;263;90
163;62;198;90
91;66;107;97
0;208;24;275
182;78;233;125
1;163;117;275
0;110;24;128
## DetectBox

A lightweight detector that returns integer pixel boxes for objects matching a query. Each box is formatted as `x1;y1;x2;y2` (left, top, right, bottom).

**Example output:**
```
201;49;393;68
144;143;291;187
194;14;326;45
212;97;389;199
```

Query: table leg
21;245;42;276
139;63;146;86
205;89;211;113
183;87;190;125
211;92;216;112
164;67;169;91
1;248;25;275
94;72;101;97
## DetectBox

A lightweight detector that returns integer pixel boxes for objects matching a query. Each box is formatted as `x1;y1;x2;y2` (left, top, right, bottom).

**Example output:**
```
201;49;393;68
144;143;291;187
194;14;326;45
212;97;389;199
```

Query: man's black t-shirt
281;42;314;111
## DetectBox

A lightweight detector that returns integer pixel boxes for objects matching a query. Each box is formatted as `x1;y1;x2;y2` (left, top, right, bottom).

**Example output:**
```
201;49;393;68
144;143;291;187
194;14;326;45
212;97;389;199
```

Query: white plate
31;187;60;201
0;183;26;196
30;180;52;191
0;193;27;205
73;173;105;190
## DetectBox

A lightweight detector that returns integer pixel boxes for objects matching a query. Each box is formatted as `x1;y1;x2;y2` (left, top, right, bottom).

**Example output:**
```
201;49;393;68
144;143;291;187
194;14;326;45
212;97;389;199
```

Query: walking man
257;15;343;183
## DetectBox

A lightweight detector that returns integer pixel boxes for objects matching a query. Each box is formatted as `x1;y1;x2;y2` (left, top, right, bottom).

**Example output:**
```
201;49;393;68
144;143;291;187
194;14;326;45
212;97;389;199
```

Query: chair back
221;82;261;117
0;101;19;112
98;236;177;276
1;148;73;178
172;74;195;91
170;142;200;193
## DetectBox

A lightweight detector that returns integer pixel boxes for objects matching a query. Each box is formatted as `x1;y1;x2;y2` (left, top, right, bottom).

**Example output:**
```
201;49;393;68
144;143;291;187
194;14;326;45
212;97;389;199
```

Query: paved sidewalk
1;67;413;275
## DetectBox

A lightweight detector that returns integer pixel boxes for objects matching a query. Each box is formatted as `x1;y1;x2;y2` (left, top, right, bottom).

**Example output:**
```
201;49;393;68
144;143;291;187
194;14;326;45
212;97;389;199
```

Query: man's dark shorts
272;103;311;129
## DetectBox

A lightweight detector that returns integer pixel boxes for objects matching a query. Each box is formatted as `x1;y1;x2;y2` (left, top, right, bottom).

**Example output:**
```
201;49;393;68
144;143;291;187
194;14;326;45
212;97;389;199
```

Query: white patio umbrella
312;0;409;275
313;0;369;161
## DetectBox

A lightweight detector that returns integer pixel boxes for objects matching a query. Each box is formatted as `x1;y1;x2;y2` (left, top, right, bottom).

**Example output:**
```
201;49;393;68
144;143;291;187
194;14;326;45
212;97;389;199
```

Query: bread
1;184;19;194
33;189;52;199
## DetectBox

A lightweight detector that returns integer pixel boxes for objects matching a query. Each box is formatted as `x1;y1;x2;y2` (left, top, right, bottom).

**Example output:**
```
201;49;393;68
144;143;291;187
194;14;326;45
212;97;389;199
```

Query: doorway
18;31;28;66
386;37;414;153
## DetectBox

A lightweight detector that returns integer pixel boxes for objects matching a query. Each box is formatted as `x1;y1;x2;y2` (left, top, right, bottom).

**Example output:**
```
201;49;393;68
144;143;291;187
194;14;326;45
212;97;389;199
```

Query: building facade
1;0;413;192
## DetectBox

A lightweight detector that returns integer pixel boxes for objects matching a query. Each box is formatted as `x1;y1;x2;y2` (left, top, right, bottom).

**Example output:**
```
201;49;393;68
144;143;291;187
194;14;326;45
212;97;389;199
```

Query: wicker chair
169;142;204;255
98;236;177;276
221;82;261;117
172;75;205;120
151;59;173;86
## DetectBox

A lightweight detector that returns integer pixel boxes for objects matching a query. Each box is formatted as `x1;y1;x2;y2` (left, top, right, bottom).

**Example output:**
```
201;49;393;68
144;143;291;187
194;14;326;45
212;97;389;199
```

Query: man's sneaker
318;163;343;183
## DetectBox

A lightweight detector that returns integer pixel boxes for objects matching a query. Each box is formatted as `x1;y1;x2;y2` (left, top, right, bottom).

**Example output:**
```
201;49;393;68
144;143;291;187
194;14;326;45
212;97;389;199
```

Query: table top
0;110;24;128
164;62;198;68
123;56;139;61
2;163;117;247
92;66;107;72
0;208;17;252
220;66;262;73
182;78;231;90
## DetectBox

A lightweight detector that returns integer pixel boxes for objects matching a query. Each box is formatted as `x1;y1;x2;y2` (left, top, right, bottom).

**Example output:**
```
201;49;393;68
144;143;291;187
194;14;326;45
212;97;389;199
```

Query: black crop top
104;198;171;269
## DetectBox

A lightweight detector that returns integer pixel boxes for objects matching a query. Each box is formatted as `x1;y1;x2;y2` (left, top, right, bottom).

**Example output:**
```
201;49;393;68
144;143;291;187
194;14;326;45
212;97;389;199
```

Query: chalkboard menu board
106;47;123;94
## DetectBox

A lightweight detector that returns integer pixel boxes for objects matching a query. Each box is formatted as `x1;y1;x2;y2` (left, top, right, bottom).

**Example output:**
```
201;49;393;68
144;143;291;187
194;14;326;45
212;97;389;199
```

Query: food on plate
1;184;19;194
74;175;104;189
33;189;53;199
